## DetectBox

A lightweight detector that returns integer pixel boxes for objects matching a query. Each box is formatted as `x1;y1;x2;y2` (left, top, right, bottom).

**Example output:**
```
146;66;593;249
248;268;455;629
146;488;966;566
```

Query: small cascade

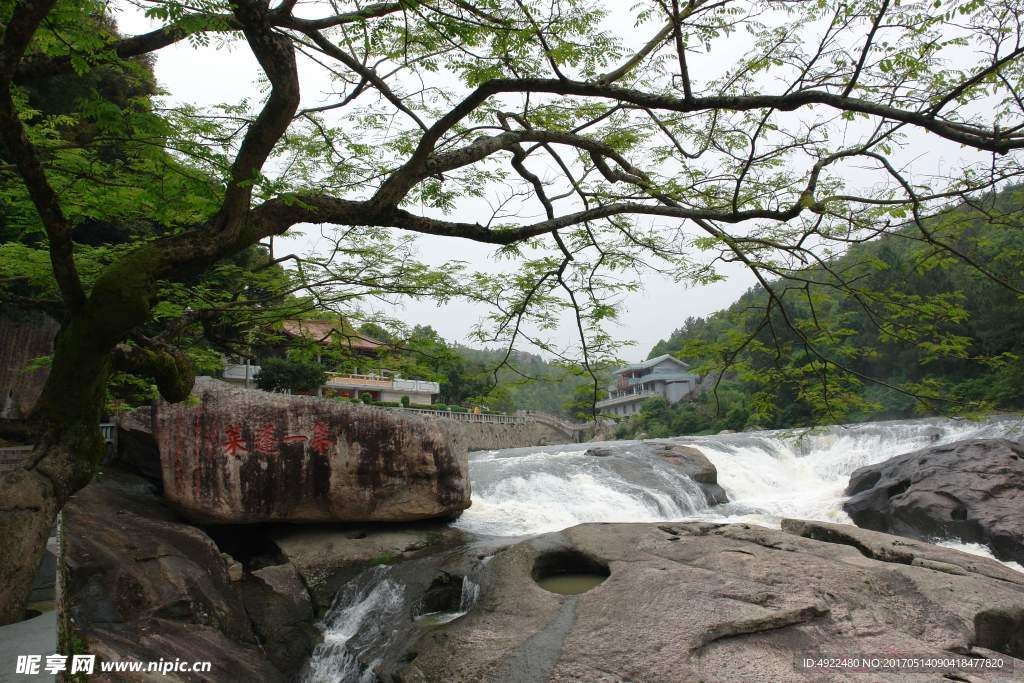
301;567;404;683
304;559;489;681
459;575;479;612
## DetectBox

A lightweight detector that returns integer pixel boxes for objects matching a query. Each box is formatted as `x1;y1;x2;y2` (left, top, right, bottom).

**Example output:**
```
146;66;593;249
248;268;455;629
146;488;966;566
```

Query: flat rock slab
844;438;1024;565
392;520;1024;682
155;378;470;524
270;522;467;611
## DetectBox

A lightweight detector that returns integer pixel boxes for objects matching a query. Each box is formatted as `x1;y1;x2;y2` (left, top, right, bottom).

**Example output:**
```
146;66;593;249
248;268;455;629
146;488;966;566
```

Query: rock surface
269;522;467;611
584;440;728;505
108;407;163;488
382;520;1024;682
844;438;1024;564
0;307;58;420
61;469;286;681
155;378;470;524
239;563;320;675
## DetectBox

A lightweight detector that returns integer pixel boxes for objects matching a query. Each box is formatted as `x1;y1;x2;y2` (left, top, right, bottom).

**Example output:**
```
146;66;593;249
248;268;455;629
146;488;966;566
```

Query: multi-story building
595;354;701;418
221;364;440;405
220;317;440;404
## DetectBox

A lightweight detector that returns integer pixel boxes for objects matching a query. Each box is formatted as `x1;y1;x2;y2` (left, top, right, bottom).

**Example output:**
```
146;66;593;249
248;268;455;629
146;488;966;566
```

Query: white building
595;354;701;418
321;371;439;405
221;364;439;405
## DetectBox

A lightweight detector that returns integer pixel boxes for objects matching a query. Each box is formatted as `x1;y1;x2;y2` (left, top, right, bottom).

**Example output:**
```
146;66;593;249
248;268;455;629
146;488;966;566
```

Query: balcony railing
393;378;441;393
324;373;392;388
595;390;660;408
378;407;527;424
223;364;439;395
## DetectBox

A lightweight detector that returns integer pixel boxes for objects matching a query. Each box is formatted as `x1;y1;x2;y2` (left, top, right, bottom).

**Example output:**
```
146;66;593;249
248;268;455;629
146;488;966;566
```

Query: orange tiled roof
280;319;384;350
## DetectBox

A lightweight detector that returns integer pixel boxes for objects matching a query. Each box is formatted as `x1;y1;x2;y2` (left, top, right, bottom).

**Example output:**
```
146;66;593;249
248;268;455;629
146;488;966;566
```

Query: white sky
112;1;998;362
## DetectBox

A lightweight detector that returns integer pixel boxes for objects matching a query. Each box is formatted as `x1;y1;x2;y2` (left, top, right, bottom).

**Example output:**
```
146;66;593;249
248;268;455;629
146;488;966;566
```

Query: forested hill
630;188;1024;437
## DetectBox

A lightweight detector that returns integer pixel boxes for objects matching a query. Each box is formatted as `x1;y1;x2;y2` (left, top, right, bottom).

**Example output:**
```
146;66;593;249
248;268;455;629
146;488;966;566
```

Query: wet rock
155;378;470;524
222;554;243;582
61;468;285;681
583;441;728;505
239;563;320;677
843;438;1024;564
781;519;1023;584
107;407;163;488
387;521;1024;682
647;442;728;504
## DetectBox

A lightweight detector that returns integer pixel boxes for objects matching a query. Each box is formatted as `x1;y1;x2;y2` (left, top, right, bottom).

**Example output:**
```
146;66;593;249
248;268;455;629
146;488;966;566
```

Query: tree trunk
0;464;59;624
0;319;110;625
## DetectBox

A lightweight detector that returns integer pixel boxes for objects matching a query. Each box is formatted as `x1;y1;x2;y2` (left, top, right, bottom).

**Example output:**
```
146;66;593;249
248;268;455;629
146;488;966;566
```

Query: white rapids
455;415;1024;543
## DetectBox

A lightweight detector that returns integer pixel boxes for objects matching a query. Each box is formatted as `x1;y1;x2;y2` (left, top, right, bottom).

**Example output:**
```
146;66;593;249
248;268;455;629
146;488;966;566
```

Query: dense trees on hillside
3;0;1024;623
626;189;1024;437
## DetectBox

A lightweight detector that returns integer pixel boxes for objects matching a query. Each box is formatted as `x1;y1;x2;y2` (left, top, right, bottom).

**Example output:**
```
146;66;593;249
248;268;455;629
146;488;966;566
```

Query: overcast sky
113;2;988;362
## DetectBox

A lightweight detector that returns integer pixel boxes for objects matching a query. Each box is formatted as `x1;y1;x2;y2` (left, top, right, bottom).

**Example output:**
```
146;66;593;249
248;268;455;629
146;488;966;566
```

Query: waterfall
301;567;405;683
455;415;1023;536
459;575;480;612
454;445;710;536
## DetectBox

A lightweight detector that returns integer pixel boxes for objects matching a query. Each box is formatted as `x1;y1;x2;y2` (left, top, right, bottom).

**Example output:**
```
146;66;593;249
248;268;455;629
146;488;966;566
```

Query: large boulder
584;440;728;505
155;378;470;524
61;469;286;681
843;438;1024;564
378;520;1024;682
238;563;320;676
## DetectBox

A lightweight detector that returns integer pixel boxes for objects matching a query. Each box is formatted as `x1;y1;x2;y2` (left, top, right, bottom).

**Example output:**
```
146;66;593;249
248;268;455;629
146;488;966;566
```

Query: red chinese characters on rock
310;421;335;456
220;421;334;457
222;424;248;457
253;423;278;455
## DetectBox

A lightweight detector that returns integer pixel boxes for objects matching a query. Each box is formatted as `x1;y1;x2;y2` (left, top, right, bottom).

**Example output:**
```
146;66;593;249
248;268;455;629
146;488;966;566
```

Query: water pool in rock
535;573;608;595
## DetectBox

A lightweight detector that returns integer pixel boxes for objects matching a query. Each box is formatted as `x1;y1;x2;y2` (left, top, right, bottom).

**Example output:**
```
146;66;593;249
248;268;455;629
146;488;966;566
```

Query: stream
304;415;1024;681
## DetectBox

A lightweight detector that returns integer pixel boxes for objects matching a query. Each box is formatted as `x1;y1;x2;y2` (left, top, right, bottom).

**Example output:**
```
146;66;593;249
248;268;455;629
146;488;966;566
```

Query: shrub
255;357;326;394
400;395;411;407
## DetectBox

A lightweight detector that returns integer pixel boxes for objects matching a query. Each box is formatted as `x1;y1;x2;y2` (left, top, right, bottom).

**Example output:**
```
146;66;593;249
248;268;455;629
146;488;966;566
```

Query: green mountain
622;187;1024;438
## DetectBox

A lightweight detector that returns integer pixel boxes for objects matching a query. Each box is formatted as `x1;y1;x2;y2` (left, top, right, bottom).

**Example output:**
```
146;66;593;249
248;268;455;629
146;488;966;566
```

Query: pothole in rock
532;549;610;595
414;572;478;627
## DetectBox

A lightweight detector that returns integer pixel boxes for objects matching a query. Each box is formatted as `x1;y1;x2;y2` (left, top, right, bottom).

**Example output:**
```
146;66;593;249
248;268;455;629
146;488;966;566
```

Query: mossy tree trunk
0;319;110;623
0;0;295;624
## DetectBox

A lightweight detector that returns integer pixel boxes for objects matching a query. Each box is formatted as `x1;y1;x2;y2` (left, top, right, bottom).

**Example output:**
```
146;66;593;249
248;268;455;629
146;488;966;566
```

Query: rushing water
305;416;1024;680
455;415;1024;537
302;567;405;683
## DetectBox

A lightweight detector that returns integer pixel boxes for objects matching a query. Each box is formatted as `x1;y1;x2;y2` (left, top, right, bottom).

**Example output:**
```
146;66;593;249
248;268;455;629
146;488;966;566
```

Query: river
304;415;1024;681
